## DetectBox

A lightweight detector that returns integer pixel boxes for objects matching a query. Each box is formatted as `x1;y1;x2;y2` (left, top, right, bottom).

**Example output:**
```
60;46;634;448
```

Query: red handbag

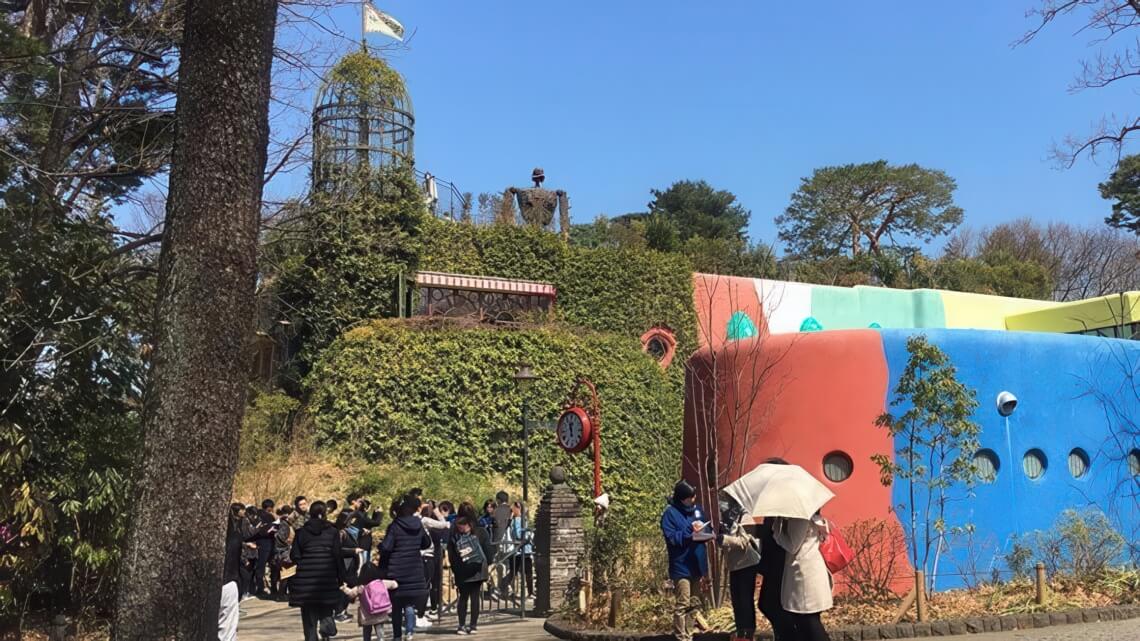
819;520;854;574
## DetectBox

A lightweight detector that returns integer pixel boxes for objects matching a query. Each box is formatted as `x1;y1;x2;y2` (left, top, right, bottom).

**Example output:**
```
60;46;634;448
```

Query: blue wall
878;329;1140;588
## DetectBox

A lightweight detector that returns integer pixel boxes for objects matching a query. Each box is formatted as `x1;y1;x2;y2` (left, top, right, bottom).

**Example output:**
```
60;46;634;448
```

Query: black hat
672;480;696;504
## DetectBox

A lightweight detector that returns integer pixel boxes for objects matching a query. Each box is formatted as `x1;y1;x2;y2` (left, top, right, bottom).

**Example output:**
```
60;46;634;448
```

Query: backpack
361;579;393;617
818;519;855;574
456;533;486;565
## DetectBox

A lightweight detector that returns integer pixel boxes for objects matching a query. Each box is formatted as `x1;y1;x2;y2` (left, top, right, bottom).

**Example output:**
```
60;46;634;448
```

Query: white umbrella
722;463;835;520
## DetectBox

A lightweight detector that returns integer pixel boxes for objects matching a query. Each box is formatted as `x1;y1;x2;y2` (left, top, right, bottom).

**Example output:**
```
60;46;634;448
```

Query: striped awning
414;271;557;298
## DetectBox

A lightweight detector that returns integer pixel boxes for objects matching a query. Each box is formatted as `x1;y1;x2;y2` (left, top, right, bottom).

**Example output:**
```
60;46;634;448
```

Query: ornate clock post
557;378;604;503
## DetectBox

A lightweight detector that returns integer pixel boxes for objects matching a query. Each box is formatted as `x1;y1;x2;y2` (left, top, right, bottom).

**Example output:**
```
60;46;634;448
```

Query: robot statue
507;168;571;240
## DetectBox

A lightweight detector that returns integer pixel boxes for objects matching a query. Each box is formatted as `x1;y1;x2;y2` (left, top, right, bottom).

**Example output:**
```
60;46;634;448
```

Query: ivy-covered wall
308;319;682;526
419;219;699;355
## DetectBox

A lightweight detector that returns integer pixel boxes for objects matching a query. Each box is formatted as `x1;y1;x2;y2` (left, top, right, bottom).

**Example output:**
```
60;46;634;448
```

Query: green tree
568;216;615;249
0;210;150;618
644;213;681;252
648;180;750;243
683;237;778;278
265;165;428;380
777;160;964;259
872;335;982;590
0;0;180;620
1100;153;1140;234
112;0;278;637
932;254;1053;300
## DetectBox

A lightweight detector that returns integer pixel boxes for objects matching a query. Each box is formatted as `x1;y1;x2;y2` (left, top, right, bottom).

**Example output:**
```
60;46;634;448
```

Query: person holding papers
660;480;710;641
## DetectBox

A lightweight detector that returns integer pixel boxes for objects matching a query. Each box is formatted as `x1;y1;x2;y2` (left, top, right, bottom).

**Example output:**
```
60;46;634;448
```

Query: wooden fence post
892;587;918;624
608;588;624;627
48;615;67;641
915;571;928;622
1035;562;1046;605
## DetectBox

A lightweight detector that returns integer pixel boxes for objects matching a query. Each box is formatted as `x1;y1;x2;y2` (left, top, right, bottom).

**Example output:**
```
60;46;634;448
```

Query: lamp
513;362;538;389
513;362;539;502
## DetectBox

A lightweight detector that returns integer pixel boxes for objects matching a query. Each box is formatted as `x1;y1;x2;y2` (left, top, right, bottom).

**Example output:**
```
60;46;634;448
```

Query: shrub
1031;508;1126;579
1004;540;1035;580
308;319;682;532
238;387;301;466
839;518;910;599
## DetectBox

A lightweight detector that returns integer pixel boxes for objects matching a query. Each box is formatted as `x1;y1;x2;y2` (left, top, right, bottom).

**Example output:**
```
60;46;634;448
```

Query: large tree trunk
112;1;277;639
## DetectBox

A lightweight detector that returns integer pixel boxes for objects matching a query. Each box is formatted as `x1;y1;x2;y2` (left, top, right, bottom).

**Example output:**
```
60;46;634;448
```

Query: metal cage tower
312;51;414;191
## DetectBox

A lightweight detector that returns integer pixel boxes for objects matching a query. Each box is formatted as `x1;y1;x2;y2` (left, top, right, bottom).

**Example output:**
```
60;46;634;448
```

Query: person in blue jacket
660;480;709;641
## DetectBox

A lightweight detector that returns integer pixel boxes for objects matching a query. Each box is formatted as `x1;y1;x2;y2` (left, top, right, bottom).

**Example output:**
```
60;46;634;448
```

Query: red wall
692;273;766;347
683;329;912;592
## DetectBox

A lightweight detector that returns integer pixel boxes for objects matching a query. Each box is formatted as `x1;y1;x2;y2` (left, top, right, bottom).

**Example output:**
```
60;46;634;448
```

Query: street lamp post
513;362;538;503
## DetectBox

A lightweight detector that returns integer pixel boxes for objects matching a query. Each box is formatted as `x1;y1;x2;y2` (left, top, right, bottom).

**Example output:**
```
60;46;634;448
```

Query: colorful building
684;274;1140;590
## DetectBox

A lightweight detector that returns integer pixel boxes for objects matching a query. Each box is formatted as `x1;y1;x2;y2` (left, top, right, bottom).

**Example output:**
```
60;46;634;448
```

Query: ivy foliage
324;50;407;105
308;319;682;529
265;164;428;374
419;218;699;355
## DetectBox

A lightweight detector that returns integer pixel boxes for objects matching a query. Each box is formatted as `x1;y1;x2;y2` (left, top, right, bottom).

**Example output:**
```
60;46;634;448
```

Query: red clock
556;406;594;454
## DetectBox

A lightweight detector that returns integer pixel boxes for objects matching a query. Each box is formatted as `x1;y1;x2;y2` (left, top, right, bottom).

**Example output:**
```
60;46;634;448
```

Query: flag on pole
363;4;404;41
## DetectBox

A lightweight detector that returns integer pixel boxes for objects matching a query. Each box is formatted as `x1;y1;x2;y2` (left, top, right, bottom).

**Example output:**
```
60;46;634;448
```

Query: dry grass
231;455;353;505
575;568;1140;634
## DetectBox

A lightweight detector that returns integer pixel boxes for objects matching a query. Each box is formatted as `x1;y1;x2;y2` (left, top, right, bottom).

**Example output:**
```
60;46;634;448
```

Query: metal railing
436;528;535;623
415;169;470;222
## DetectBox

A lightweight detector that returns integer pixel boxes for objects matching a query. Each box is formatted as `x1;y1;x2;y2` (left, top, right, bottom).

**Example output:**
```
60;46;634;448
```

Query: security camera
996;391;1018;417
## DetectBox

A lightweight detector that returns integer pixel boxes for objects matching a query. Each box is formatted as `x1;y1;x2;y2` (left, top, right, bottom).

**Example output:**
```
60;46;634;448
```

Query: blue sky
267;1;1137;251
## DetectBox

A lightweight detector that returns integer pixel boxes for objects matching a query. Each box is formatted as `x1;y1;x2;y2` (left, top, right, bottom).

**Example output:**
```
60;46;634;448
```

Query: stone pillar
534;466;585;615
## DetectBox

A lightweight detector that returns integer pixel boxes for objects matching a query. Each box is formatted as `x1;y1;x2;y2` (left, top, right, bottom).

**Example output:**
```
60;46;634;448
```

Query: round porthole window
823;451;853;483
640;326;677;369
973;449;1000;483
1068;448;1090;479
1129;449;1140;477
1023;449;1047;480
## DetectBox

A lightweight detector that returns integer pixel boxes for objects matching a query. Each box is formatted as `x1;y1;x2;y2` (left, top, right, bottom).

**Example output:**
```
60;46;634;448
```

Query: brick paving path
237;597;551;640
237;598;1140;641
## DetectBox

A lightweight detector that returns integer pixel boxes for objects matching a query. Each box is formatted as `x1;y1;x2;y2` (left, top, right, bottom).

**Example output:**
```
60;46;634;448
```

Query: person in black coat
447;514;492;634
289;502;348;641
379;496;431;641
251;498;277;598
756;458;796;641
427;501;454;616
348;496;383;565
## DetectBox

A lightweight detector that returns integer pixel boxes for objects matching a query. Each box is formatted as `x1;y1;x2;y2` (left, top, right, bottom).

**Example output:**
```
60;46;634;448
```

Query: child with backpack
341;562;398;641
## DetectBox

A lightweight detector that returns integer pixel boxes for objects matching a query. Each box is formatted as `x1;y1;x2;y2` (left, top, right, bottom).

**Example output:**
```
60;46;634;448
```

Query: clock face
558;411;584;450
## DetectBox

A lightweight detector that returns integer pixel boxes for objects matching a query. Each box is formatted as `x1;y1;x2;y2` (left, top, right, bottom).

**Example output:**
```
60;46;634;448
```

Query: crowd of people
220;488;535;641
662;458;834;641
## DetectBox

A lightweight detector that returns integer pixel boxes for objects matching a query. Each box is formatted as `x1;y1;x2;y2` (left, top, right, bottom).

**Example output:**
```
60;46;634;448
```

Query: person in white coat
772;512;832;641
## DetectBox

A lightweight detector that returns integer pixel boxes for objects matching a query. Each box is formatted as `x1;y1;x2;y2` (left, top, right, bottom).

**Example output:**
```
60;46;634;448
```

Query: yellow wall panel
937;290;1057;330
1005;292;1140;333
